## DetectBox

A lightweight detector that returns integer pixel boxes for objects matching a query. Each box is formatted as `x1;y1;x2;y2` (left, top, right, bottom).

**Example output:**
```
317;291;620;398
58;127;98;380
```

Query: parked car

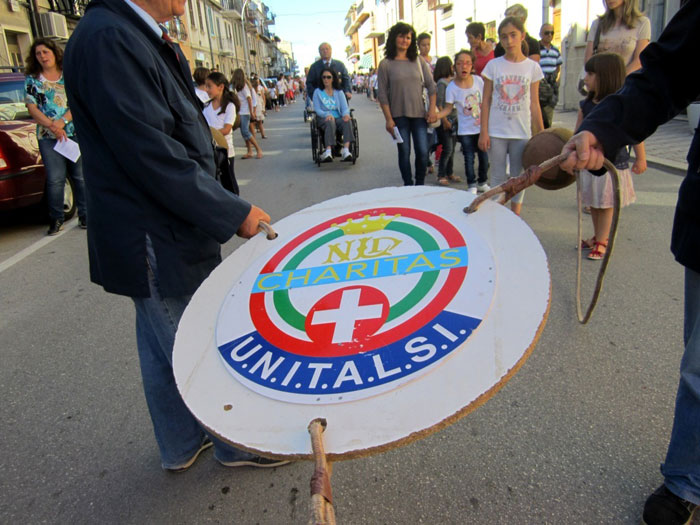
0;72;76;219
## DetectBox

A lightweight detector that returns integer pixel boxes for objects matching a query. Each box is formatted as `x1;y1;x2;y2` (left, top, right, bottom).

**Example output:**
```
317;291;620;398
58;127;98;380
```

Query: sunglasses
543;31;554;36
322;75;333;79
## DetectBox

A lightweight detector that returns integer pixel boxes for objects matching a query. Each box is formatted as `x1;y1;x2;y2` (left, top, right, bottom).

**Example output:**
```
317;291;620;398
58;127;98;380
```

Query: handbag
578;20;602;96
417;59;441;128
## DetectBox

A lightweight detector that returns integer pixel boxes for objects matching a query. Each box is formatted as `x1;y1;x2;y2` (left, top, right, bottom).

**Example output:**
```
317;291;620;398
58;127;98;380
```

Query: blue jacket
307;58;351;101
312;89;349;119
64;0;251;297
578;1;699;273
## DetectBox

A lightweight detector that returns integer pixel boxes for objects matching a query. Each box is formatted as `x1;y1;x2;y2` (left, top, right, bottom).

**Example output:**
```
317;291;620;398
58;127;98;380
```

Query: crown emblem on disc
332;213;400;235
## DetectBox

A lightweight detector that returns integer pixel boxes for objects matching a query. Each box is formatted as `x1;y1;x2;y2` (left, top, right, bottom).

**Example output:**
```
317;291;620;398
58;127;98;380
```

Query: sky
262;0;351;71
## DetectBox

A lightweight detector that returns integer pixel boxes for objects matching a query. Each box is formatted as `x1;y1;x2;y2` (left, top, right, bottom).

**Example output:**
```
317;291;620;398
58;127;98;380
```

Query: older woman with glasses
312;66;353;162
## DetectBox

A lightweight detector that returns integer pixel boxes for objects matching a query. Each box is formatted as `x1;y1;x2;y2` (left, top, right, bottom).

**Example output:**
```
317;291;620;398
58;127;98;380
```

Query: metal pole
241;0;251;76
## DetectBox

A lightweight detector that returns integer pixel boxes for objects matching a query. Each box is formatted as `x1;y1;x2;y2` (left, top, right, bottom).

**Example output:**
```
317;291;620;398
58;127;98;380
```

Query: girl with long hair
312;66;354;162
231;68;262;159
576;52;646;260
585;0;650;75
478;17;544;216
202;72;238;190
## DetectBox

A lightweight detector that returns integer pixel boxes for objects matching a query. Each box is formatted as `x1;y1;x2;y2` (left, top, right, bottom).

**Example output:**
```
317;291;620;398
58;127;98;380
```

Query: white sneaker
467;184;477;195
320;149;333;162
341;147;352;161
477;183;490;193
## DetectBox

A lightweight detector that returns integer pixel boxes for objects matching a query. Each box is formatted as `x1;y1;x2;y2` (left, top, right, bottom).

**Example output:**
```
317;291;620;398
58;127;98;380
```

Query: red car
0;72;76;219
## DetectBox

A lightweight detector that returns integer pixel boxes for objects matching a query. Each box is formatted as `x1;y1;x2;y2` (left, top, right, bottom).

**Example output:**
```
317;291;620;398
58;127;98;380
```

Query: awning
358;53;373;69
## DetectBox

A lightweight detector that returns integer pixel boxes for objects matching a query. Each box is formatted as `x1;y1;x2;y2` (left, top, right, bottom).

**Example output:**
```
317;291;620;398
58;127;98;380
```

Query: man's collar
123;0;162;37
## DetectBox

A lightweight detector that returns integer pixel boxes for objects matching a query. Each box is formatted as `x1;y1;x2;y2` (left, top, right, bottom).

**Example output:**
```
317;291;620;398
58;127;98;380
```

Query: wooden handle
258;221;278;240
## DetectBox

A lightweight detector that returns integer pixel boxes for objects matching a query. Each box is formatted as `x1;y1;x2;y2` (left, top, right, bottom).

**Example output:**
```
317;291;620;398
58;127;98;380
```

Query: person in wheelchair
312;66;354;162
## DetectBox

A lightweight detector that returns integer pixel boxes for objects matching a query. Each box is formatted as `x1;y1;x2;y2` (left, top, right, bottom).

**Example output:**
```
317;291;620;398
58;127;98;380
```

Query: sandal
437;178;449;186
256;152;263;159
587;239;608;260
579;236;596;250
242;153;253;159
448;174;462;183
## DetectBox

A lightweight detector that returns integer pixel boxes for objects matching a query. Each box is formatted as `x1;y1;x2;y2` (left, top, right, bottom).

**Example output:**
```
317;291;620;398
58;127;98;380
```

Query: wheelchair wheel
310;119;318;163
351;117;359;164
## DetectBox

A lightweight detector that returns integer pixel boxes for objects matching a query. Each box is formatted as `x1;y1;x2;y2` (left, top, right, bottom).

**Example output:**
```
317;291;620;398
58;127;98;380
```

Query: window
196;0;204;32
188;0;196;29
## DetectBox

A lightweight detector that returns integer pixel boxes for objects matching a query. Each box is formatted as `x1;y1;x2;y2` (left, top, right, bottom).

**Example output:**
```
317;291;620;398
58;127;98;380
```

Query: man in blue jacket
561;2;699;522
63;0;288;471
306;42;352;103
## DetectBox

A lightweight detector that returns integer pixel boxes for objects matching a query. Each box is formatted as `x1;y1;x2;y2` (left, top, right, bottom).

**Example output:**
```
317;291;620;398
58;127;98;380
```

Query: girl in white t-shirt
437;49;489;193
202;72;237;191
479;16;544;216
232;68;263;159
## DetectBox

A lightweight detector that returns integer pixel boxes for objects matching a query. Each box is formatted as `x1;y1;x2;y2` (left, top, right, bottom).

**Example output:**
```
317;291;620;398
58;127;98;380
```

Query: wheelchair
309;109;359;166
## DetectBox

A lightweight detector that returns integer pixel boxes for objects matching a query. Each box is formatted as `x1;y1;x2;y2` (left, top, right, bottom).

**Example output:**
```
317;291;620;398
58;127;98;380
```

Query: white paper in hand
391;126;403;144
53;138;81;163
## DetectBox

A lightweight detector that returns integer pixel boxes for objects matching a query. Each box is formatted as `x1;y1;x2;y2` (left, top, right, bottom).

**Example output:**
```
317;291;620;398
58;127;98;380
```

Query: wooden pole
308;418;336;525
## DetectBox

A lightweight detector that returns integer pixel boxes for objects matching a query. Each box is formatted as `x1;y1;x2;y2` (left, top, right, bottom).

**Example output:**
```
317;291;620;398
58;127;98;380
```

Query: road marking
0;219;78;275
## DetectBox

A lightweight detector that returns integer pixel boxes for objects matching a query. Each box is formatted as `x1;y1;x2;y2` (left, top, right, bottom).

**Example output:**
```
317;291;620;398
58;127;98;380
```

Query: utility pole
241;0;251;76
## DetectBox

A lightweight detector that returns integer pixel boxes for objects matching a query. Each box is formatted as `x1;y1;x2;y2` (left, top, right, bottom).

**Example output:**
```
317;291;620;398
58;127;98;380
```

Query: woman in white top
202;72;237;191
232;68;262;159
585;0;651;76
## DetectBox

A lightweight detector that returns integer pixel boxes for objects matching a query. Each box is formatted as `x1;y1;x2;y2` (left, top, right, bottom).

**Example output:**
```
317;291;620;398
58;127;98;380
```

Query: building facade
344;0;682;110
0;0;293;80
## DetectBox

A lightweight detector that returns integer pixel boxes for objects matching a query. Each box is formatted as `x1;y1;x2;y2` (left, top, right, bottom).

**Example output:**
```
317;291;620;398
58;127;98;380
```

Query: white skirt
579;167;636;209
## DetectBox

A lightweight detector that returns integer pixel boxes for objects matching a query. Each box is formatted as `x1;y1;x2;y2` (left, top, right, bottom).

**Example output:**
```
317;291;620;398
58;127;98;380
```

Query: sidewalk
552;109;693;174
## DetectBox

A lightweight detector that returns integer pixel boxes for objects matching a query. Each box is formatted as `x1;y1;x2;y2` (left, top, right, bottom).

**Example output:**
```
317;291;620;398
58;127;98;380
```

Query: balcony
221;0;243;20
345;2;370;36
162;17;188;42
48;0;89;19
427;0;452;10
365;15;384;38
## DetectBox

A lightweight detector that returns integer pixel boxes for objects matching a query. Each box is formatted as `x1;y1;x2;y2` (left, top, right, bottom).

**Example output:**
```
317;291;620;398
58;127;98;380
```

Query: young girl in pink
478;16;544;216
577;52;646;260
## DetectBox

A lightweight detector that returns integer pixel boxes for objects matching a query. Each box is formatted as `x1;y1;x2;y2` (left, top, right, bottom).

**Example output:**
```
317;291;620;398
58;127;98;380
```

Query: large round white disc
173;186;550;460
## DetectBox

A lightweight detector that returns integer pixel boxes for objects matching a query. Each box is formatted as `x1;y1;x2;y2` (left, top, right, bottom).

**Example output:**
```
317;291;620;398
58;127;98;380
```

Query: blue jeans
394;116;428;186
457;134;489;185
131;239;256;469
39;138;87;221
239;114;252;140
436;126;455;179
661;267;700;504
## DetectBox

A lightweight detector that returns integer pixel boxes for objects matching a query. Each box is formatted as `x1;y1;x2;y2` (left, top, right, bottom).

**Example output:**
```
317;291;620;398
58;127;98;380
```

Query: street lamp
241;0;252;76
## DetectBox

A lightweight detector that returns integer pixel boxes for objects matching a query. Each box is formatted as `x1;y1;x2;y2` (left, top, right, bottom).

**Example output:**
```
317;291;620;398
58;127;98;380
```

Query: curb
645;155;688;175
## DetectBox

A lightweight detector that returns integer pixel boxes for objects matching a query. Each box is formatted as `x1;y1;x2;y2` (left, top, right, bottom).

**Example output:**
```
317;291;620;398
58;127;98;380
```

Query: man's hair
466;22;485;40
505;3;528;21
417;32;431;43
25;38;64;77
384;22;418;61
318;42;331;53
193;67;210;86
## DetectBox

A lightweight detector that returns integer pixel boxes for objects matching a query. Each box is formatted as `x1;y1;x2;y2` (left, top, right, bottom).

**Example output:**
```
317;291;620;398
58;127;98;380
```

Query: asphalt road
0;95;693;524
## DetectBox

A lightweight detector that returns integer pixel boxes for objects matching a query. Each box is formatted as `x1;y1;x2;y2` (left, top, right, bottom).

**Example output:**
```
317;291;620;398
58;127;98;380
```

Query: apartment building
344;0;681;109
0;0;294;79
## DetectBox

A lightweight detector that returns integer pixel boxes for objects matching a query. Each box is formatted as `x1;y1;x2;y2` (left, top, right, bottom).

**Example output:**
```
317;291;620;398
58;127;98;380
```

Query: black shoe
78;217;87;229
643;484;698;525
218;455;291;468
47;220;63;236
